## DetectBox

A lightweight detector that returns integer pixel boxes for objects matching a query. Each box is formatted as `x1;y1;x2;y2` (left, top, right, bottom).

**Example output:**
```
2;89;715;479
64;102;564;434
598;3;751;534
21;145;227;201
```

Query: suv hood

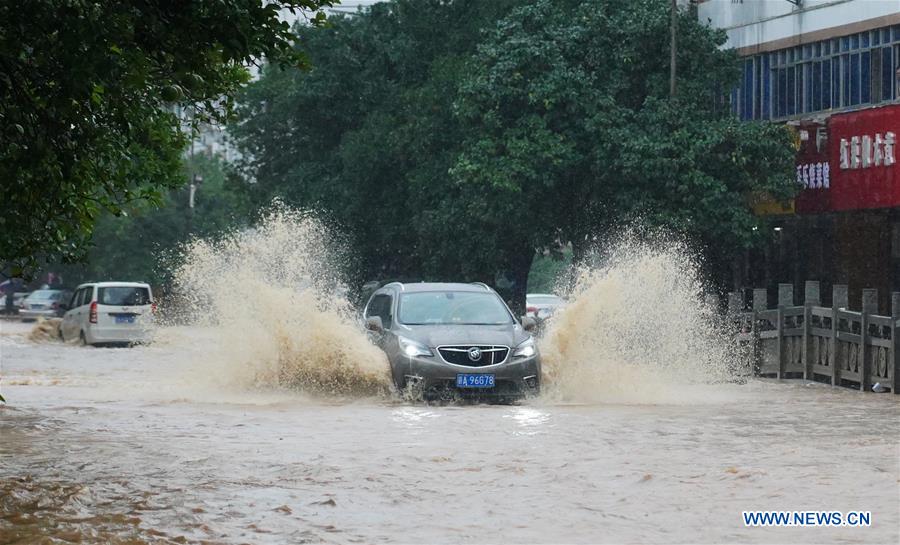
399;324;529;348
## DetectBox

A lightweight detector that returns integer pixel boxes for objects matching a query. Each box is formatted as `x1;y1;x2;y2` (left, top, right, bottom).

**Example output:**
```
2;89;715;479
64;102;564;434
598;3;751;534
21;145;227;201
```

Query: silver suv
363;282;540;400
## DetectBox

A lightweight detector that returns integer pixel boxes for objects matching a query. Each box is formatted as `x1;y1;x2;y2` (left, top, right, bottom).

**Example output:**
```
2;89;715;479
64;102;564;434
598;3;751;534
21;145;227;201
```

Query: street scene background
3;1;900;544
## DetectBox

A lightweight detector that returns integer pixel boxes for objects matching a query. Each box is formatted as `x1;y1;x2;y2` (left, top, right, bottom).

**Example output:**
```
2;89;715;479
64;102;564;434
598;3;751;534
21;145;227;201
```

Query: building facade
699;0;900;312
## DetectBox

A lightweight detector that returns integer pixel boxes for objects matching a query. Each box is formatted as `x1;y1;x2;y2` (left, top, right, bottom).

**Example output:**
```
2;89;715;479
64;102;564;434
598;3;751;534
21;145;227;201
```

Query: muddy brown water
1;321;899;544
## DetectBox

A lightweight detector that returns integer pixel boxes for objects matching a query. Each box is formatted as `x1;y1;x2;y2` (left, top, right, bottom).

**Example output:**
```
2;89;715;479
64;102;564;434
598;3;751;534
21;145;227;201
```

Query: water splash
538;235;735;404
27;318;62;343
169;206;391;397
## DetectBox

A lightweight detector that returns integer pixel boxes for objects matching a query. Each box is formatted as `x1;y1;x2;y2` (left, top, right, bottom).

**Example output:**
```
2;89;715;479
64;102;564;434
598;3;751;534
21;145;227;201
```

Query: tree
0;0;332;276
53;153;249;288
232;0;520;285
234;0;796;311
452;0;796;304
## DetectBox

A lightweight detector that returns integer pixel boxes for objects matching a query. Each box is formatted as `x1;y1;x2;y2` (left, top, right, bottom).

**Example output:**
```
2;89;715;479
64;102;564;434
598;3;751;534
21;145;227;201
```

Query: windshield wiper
402;322;506;326
462;322;507;325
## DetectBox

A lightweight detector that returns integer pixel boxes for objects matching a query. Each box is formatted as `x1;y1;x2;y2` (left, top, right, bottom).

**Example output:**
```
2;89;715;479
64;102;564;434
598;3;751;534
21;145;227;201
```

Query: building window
731;26;900;120
879;46;892;101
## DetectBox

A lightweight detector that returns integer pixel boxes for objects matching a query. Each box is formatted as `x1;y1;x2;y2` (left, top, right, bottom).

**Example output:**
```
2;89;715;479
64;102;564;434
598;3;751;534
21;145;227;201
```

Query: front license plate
456;373;495;388
115;315;135;324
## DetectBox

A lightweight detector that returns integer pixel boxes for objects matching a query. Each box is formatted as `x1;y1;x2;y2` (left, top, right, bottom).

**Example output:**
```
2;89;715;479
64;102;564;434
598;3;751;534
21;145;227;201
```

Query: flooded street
2;321;898;544
6;1;900;544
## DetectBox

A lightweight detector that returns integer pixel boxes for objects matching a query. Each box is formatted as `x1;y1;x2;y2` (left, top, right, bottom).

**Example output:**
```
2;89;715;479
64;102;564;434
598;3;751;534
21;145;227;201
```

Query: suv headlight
399;336;433;357
512;337;536;358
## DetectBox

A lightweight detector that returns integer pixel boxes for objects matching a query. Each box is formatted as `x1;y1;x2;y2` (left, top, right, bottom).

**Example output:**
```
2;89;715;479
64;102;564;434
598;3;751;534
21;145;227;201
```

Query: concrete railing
731;281;899;394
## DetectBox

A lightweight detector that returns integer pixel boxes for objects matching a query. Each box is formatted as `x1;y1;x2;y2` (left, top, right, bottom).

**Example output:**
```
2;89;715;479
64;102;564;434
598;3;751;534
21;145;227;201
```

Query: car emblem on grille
467;347;482;361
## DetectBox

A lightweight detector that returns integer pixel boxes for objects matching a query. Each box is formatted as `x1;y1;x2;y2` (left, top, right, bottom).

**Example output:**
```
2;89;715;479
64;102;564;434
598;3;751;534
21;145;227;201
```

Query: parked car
363;282;540;401
526;293;566;320
60;282;156;346
0;292;30;315
19;289;73;320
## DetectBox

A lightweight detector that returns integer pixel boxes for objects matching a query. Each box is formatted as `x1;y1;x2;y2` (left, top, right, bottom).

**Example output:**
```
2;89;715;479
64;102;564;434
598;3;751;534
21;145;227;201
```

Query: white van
60;282;155;346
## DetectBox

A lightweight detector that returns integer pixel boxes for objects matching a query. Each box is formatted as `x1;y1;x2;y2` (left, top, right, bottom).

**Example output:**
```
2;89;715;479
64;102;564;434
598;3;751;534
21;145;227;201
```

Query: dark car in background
363;282;540;401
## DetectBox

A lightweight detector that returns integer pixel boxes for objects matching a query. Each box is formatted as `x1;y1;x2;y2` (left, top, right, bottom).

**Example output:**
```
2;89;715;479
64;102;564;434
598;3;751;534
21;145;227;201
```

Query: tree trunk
669;0;677;97
507;247;535;318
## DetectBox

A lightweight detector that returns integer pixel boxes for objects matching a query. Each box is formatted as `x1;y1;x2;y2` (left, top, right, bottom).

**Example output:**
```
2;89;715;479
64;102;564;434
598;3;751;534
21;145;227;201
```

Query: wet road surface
1;321;899;544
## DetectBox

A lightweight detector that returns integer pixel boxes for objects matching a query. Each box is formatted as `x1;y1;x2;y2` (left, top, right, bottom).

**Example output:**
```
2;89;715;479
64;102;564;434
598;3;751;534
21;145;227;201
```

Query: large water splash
170;206;391;397
539;236;735;404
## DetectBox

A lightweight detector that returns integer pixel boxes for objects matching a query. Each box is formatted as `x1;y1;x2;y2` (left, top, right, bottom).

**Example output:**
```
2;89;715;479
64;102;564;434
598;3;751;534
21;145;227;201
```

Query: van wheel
79;331;88;346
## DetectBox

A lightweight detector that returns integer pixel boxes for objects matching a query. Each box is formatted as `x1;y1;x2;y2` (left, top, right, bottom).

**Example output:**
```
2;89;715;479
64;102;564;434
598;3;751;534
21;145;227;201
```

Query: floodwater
2;320;898;544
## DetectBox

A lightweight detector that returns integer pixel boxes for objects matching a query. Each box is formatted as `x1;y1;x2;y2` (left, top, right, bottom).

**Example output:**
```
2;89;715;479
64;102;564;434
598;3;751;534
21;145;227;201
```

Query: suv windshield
398;291;512;325
98;286;151;306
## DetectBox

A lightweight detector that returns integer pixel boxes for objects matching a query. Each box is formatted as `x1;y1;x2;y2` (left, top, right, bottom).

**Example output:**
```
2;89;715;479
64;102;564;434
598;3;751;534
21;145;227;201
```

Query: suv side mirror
365;316;384;333
521;316;537;332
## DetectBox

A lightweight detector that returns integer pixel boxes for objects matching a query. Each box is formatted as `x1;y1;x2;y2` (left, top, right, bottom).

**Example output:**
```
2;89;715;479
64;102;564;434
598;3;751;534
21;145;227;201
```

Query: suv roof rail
470;282;491;291
383;281;405;291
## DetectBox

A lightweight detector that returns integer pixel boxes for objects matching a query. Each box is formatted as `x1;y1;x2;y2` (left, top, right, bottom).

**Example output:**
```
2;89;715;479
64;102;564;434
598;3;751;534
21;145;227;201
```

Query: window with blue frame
850;53;860;105
731;27;899;120
861;50;870;103
811;61;821;111
787;66;796;115
840;54;850;107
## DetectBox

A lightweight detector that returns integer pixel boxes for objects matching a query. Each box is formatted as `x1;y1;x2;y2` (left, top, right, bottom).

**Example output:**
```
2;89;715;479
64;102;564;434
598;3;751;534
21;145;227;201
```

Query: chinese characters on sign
796;162;830;189
794;105;900;214
839;132;896;169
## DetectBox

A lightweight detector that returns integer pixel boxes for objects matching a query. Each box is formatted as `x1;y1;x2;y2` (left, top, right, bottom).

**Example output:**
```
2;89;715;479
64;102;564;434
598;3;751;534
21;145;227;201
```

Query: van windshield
98;286;151;306
398;291;511;325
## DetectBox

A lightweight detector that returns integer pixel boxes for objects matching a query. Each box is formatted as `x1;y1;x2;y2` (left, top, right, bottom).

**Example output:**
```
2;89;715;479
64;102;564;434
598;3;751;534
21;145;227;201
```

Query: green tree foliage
0;0;332;276
453;0;797;301
55;154;247;287
233;0;520;284
234;0;796;310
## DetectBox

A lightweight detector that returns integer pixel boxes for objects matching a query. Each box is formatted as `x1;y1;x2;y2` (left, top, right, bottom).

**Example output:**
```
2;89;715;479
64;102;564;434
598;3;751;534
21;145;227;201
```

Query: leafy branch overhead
0;0;333;276
233;0;795;308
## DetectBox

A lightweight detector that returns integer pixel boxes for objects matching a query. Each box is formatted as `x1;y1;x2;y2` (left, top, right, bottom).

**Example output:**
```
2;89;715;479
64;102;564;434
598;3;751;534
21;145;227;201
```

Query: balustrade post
859;289;876;392
752;288;767;376
802;281;819;380
892;292;900;395
831;284;848;387
778;283;794;307
776;284;792;379
804;280;821;306
861;288;878;315
776;305;785;379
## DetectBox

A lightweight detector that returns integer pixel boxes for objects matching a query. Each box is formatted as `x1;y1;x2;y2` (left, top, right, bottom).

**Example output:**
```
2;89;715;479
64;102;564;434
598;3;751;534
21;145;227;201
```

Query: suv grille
438;345;509;367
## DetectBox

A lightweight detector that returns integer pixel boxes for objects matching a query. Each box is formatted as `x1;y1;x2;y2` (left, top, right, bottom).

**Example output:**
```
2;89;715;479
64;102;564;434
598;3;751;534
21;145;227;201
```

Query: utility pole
186;106;202;236
670;0;677;97
188;171;202;235
188;121;195;236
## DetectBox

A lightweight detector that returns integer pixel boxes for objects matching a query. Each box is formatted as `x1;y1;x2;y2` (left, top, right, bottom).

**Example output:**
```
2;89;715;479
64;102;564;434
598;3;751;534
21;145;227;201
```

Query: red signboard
794;121;831;214
796;104;900;214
